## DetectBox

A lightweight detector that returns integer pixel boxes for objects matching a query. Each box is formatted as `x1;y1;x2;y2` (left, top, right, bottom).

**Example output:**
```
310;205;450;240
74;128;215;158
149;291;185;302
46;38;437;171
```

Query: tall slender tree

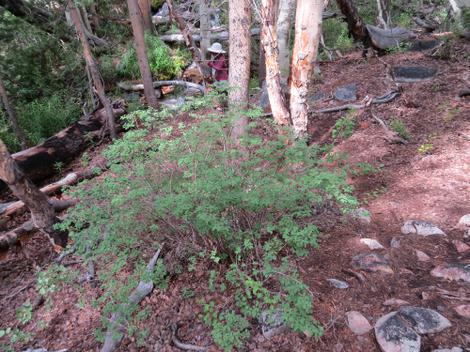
68;0;117;139
128;0;159;109
289;0;323;136
199;0;211;60
228;0;252;140
0;78;28;149
276;0;296;82
0;139;67;247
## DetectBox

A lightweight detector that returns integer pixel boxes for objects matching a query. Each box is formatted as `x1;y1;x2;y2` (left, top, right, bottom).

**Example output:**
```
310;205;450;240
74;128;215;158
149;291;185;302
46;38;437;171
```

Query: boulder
350;208;372;224
457;214;470;229
366;25;415;50
392;67;438;83
375;312;421;352
398;306;451;334
259;309;286;339
334;83;357;102
360;238;385;250
327;278;349;289
454;305;470;319
401;220;445;236
415;250;431;262
352;253;393;274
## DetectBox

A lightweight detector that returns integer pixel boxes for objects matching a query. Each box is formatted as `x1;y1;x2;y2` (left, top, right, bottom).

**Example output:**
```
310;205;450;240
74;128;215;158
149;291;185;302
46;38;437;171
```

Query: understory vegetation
55;92;357;350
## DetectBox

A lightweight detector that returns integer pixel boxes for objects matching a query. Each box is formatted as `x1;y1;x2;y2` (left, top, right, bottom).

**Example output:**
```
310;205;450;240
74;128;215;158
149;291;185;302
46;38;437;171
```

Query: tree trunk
199;0;211;60
0;139;67;247
68;0;117;139
335;0;369;47
0;78;28;149
289;0;323;137
376;0;391;28
276;0;296;82
90;1;100;29
128;0;159;109
138;0;155;34
259;0;290;126
229;0;251;140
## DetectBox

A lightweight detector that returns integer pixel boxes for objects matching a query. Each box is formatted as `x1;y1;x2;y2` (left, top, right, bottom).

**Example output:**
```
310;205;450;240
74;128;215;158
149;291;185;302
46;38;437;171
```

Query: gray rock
433;348;463;352
350;207;372;224
391;237;401;248
360;238;385;250
353;253;393;274
452;240;470;253
431;263;470;283
327;278;349;289
334;83;357;102
309;91;326;103
392;66;438;83
161;96;185;111
409;39;441;51
367;25;415;49
375;312;421;352
457;214;470;228
401;220;446;237
346;311;372;335
398;306;451;334
259;309;286;339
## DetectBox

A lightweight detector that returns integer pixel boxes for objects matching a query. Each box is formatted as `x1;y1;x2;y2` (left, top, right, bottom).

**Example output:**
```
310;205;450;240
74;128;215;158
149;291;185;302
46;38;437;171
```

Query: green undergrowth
57;90;357;350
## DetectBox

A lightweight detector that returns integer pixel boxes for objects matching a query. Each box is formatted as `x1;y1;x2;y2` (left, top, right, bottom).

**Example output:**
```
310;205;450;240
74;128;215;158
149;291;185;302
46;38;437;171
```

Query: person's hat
207;42;226;54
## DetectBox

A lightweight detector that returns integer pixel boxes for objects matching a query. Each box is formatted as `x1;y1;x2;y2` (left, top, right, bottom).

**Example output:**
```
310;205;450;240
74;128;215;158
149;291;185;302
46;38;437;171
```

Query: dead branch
100;246;163;352
313;91;399;113
370;111;408;144
117;80;204;94
0;168;101;219
159;28;261;43
171;324;209;351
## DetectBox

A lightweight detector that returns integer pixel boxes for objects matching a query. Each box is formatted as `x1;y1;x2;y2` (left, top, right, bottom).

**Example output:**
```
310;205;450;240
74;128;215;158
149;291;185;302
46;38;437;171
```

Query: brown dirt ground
1;38;469;351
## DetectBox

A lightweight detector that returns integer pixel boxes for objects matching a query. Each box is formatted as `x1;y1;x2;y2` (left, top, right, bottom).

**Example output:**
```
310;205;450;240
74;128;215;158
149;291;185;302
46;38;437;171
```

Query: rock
327;278;349;289
398;306;451;334
334;83;357;102
259;309;286;339
452;240;470;253
346;311;372;335
454;305;470;319
309;91;326;103
465;229;470;239
392;66;438;83
375;312;421;352
391;237;401;248
350;207;371;224
433;348;463;352
401;220;446;237
457;214;470;229
383;298;410;307
366;25;415;50
431;263;470;283
161;96;185;111
353;253;393;274
360;238;385;250
409;39;441;51
415;250;431;262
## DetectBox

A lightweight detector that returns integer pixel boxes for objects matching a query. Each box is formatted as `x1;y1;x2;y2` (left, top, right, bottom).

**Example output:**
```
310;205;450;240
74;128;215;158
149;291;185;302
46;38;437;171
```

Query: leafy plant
16;300;33;325
59;92;357;350
352;162;382;176
332;112;356;140
390;118;410;140
418;143;434;155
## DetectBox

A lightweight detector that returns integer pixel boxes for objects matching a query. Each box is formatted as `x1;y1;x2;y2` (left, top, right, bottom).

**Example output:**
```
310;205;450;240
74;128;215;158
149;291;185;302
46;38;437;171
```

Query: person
207;42;228;82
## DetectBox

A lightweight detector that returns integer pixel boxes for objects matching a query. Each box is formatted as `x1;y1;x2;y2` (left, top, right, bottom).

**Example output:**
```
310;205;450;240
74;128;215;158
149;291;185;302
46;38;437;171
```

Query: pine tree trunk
336;0;369;46
289;0;323;137
128;0;159;109
0;78;28;149
229;0;251;140
276;0;296;82
0;139;67;247
199;0;210;60
68;0;117;139
259;0;290;126
138;0;155;34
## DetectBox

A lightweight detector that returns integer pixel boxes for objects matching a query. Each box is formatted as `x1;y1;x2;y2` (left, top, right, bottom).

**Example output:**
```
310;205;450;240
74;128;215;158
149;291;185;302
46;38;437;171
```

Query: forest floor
1;38;469;351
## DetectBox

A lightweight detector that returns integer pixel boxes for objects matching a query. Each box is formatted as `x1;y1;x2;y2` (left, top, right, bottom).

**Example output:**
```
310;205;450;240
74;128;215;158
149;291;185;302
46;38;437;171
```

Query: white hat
207;42;226;54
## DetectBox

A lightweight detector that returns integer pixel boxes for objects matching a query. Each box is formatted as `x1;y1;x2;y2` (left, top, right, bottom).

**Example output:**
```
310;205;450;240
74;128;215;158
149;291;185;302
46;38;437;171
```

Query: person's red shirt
208;54;228;81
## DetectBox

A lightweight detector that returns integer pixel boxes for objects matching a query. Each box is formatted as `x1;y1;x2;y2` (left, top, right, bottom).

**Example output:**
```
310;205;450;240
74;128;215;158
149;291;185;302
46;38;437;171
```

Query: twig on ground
312;91;400;114
100;246;164;352
370;110;408;144
171;324;209;351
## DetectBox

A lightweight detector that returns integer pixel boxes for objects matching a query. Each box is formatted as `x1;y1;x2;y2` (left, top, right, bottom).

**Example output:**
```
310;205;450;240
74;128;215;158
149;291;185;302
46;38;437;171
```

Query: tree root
171;324;209;351
100;246;163;352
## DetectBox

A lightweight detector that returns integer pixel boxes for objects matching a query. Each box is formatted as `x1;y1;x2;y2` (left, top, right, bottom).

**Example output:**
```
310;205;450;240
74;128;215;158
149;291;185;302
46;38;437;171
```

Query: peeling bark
289;0;323;137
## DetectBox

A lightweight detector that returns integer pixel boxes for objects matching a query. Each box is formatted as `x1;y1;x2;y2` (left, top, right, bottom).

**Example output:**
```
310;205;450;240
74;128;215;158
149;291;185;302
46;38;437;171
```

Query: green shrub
322;18;354;52
59;93;357;350
332;112;356;140
118;35;191;80
390;118;410;140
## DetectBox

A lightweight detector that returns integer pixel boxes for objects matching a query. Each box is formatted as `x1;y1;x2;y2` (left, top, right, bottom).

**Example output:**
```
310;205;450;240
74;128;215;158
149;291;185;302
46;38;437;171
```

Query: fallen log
101;247;163;352
117;80;204;94
0;168;100;219
5;101;125;187
159;28;261;43
313;91;400;113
